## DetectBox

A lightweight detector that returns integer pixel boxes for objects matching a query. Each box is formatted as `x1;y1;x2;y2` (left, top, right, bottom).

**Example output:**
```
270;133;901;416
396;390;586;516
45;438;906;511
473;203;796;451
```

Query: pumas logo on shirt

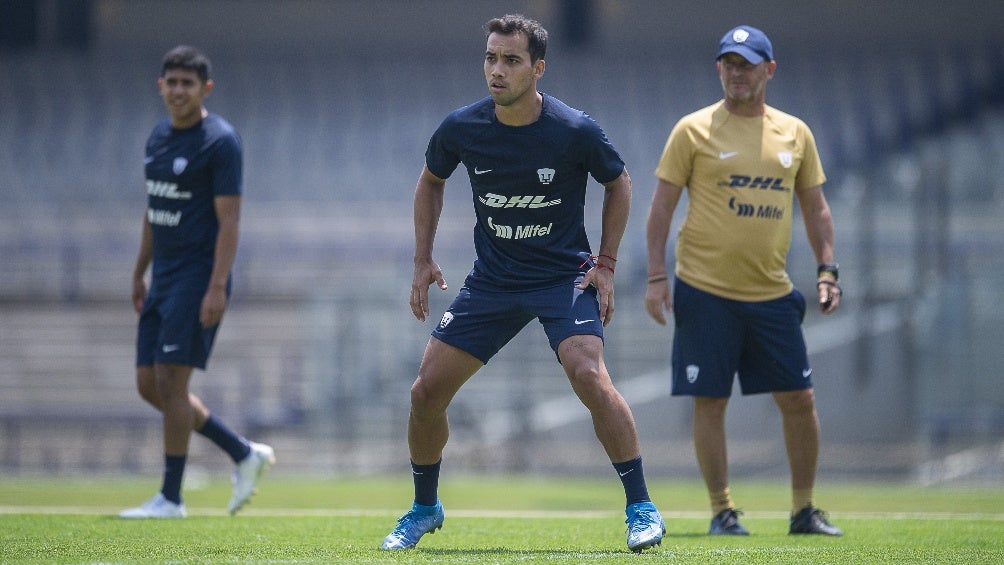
478;193;561;209
537;168;555;184
172;157;188;175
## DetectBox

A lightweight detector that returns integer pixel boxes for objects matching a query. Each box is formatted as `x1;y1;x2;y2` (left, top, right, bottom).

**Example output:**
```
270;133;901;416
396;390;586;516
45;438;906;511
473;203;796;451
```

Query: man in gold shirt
645;25;843;537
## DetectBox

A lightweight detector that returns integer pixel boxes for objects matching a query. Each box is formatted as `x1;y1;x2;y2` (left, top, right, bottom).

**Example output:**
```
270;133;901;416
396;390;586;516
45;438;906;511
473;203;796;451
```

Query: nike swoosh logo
474;168;493;174
802;369;812;378
719;151;739;160
162;344;180;353
574;319;595;325
618;468;635;477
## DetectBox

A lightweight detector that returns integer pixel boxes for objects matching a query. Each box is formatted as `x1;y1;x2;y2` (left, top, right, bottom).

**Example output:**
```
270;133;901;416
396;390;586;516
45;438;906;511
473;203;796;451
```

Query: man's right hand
410;258;448;321
644;278;672;325
132;277;147;313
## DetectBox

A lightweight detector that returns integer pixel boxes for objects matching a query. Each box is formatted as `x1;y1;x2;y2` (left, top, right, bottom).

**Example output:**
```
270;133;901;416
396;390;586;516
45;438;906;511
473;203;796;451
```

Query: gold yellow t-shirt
655;101;826;302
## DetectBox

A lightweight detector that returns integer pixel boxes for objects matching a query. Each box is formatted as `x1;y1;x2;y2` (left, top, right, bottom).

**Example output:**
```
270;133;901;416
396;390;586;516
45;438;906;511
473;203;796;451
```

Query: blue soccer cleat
380;500;445;550
625;501;665;552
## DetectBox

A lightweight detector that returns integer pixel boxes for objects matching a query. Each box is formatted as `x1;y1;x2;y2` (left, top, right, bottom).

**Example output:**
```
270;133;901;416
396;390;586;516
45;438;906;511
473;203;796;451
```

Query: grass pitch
1;475;1002;563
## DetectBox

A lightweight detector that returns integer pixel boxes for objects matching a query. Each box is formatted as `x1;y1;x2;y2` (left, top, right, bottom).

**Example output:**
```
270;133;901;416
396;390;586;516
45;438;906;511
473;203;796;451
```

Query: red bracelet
579;255;616;272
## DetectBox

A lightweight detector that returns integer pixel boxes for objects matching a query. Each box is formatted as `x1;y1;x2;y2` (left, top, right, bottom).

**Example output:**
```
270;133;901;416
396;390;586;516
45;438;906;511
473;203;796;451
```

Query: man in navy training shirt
121;45;274;519
380;15;665;552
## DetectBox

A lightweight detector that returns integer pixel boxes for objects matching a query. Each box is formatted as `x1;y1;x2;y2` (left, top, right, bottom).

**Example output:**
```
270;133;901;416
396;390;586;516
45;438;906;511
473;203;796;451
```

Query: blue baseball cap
716;25;773;64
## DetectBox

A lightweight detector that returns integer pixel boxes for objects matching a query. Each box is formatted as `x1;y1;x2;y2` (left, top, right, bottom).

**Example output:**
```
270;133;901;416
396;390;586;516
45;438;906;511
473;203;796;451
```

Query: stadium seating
2;33;1003;477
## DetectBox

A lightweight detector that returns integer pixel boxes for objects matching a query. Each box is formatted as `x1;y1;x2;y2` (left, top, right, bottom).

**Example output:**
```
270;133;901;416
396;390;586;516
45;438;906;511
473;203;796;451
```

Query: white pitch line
1;506;1001;520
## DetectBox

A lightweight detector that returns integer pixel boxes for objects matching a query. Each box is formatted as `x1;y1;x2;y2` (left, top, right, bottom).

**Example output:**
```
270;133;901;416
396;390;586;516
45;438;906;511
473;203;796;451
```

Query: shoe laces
721;508;744;525
394;510;418;528
810;508;832;523
394;506;434;530
626;506;659;533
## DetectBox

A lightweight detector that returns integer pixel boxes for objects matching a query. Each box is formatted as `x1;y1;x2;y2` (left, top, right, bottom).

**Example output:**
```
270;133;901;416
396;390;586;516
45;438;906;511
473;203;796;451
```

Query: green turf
1;476;1002;563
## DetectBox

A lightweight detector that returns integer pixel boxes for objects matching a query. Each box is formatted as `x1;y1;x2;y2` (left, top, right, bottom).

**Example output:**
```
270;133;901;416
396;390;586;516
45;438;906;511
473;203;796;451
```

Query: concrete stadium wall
75;0;1004;57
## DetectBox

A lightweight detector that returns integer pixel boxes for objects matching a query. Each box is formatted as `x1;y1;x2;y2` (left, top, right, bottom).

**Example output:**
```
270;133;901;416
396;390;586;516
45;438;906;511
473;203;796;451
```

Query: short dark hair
485;14;547;63
161;45;211;83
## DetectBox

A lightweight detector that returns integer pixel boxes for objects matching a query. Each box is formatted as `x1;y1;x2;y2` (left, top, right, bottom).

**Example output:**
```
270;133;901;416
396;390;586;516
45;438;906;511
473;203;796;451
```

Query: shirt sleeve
654;119;694;188
794;123;826;190
211;131;243;196
425;113;463;180
579;115;625;184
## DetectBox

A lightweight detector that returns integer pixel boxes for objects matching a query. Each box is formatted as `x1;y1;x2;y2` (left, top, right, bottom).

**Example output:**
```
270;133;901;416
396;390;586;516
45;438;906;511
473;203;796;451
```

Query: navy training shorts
431;276;604;364
136;289;222;370
671;277;812;397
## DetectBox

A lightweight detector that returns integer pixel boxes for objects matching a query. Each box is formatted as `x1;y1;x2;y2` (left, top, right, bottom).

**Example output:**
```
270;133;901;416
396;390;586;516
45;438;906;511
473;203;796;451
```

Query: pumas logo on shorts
438;311;454;329
686;364;700;384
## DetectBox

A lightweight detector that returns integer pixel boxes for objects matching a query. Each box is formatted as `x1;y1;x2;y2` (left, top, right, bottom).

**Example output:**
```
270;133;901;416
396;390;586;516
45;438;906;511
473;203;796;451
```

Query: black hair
161;45;211;83
485;14;547;63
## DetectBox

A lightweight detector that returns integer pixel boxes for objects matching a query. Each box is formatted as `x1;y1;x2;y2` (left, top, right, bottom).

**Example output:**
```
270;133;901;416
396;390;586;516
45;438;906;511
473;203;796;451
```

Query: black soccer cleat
789;506;843;536
708;508;750;535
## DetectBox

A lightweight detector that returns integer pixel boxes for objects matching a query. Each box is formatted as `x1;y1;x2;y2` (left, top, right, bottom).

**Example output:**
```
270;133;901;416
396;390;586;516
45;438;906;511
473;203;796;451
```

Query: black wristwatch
817;263;839;280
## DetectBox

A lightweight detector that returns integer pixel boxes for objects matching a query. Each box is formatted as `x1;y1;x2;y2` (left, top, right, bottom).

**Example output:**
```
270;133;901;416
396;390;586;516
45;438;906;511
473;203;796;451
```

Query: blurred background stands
1;0;1002;483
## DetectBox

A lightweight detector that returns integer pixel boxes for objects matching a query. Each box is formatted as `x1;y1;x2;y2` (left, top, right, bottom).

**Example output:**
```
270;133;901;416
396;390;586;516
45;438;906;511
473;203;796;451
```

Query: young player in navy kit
121;46;274;519
380;15;664;552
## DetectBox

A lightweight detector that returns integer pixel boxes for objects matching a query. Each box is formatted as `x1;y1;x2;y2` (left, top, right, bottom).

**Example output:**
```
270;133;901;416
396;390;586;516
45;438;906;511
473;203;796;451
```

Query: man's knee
695;396;729;416
136;366;160;406
409;376;449;418
152;364;192;402
567;362;603;388
774;388;816;414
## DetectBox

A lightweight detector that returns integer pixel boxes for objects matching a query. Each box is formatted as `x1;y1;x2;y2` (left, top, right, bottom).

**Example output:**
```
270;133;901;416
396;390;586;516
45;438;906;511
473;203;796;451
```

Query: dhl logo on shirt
720;175;791;192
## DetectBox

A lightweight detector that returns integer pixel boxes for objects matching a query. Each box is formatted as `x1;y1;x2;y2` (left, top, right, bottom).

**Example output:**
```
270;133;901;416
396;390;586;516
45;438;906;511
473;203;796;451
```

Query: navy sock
411;459;442;507
613;456;651;506
161;454;187;504
197;413;251;463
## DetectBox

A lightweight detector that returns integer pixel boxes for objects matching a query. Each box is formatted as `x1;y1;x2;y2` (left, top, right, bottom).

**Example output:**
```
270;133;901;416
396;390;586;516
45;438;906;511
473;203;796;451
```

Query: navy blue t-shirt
143;113;242;293
426;93;625;290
